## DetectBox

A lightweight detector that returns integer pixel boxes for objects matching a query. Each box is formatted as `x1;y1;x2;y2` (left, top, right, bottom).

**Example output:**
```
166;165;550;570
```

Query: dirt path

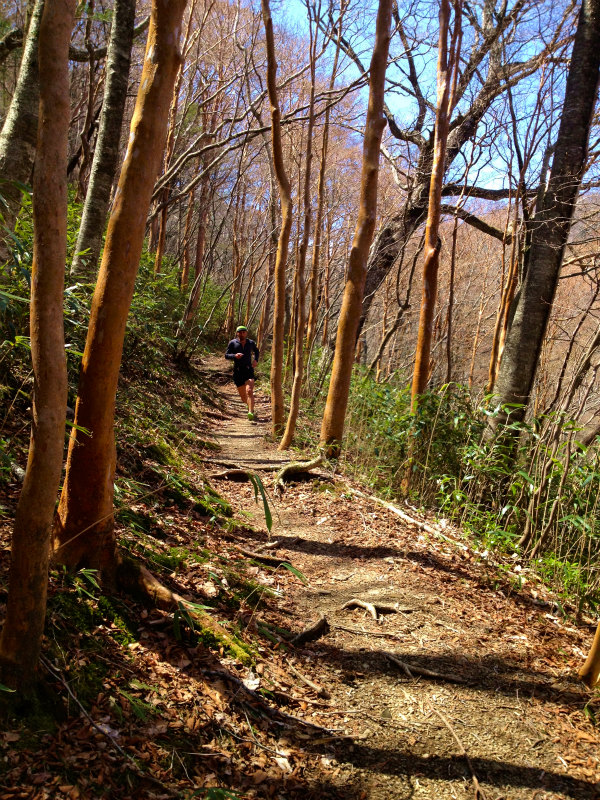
204;357;600;800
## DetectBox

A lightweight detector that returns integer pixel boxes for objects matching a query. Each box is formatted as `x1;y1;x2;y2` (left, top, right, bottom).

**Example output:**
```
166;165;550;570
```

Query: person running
225;325;260;420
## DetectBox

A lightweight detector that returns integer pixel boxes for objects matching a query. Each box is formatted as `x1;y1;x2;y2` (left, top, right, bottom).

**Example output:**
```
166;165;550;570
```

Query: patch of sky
258;0;587;200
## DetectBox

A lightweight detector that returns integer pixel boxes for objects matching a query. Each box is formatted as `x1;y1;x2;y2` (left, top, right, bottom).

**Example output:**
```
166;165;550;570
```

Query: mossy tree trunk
488;0;600;433
0;0;74;692
319;0;392;457
54;0;188;576
0;0;43;248
70;0;137;277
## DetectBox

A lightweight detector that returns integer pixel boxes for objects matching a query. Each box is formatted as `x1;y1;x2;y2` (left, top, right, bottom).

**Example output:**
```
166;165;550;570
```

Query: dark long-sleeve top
225;338;259;368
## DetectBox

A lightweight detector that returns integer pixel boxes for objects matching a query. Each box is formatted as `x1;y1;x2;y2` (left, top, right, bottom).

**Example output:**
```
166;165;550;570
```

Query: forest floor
0;354;599;799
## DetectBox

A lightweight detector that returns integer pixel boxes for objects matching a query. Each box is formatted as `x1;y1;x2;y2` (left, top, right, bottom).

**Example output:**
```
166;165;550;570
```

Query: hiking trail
201;355;599;800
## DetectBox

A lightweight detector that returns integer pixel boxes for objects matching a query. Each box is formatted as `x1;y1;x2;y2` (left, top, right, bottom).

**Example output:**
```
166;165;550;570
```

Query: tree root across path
274;453;324;495
341;598;400;622
210;453;326;496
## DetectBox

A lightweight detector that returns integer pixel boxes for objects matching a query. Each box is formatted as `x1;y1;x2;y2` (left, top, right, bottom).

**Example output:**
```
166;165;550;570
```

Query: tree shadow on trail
157;647;597;800
262;531;581;617
304;638;588;707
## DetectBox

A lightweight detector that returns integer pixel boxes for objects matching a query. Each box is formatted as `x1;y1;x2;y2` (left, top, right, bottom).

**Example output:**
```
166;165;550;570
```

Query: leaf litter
0;358;598;799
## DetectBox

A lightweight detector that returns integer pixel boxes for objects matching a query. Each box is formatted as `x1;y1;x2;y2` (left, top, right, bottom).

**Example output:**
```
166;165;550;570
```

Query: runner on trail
225;325;259;420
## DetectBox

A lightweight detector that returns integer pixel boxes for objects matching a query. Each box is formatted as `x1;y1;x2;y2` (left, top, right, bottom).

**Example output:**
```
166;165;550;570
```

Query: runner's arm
225;341;238;360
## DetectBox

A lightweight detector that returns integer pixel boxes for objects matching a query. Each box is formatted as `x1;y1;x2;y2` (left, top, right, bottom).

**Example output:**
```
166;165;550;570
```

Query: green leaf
278;562;308;584
0;289;29;304
248;473;272;532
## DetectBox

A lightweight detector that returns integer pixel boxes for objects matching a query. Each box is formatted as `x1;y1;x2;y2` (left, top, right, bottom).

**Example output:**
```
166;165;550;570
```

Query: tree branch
440;203;512;242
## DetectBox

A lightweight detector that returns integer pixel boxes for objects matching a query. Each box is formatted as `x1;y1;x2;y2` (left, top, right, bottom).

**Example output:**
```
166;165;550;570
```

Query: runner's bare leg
237;385;248;407
246;378;255;413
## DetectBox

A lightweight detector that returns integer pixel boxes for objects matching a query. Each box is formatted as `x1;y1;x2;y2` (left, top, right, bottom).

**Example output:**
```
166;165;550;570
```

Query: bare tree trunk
306;12;344;350
0;0;74;692
54;0;188;576
580;621;600;688
489;0;600;433
411;0;462;410
153;8;194;277
279;6;317;450
320;0;392;457
487;202;518;392
70;0;137;277
261;0;293;437
0;0;43;247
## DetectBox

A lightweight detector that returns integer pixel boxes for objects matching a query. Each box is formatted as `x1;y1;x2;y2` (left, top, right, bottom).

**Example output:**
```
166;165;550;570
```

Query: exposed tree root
274;453;324;495
291;615;330;646
341;598;399;622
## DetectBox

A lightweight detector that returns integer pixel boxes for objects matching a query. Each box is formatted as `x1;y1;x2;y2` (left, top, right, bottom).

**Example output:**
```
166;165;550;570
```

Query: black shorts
233;367;255;387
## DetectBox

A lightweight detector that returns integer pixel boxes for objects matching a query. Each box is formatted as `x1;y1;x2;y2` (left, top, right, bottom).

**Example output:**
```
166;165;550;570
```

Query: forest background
0;0;599;725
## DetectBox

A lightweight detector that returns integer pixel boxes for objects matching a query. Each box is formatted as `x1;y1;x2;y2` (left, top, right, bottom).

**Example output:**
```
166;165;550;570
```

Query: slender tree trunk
580;621;600;688
0;0;74;692
54;0;188;575
261;0;293;437
0;0;43;246
70;0;137;277
279;7;317;450
489;0;600;433
411;0;462;410
180;186;195;289
306;11;344;351
153;9;194;277
320;0;392;457
487;203;518;392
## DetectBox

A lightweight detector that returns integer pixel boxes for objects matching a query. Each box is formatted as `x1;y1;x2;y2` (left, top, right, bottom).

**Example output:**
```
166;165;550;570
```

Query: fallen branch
384;651;468;684
205;458;283;472
201;667;339;734
341;598;400;622
288;664;330;698
236;546;293;568
291;615;330;646
211;469;252;481
274;454;324;495
350;488;466;549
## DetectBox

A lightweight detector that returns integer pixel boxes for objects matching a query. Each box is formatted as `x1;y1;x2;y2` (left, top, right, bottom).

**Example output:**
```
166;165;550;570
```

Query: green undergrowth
0;198;278;720
294;360;600;614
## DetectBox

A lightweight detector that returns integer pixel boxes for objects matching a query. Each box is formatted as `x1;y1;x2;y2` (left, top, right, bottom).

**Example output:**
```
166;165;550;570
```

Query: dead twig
384;652;469;684
288;664;330;699
40;656;177;796
332;624;407;640
431;705;491;800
